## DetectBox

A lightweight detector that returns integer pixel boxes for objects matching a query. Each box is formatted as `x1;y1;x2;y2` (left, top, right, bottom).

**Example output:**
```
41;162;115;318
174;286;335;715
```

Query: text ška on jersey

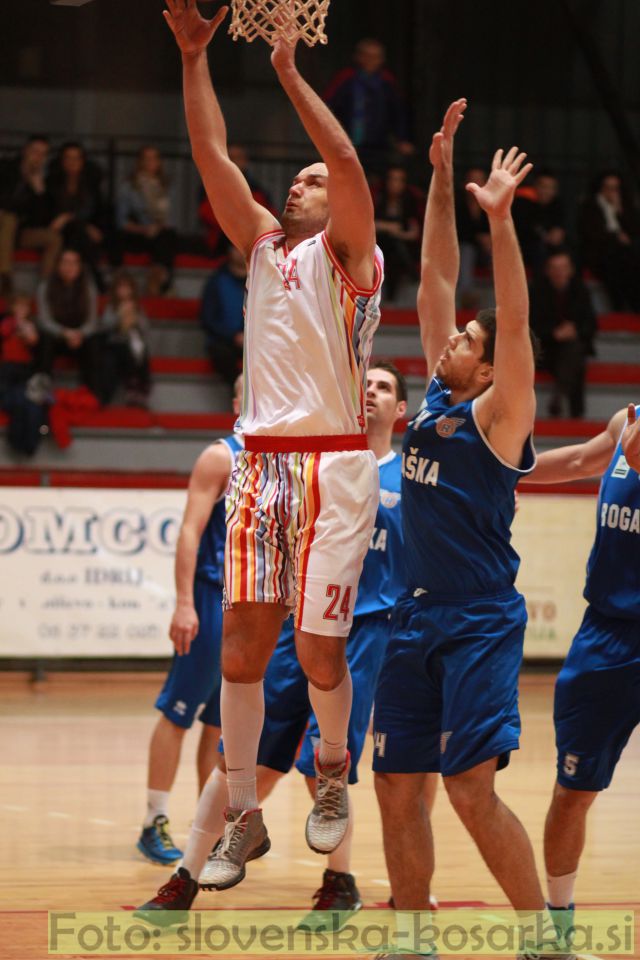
401;377;535;597
239;230;383;437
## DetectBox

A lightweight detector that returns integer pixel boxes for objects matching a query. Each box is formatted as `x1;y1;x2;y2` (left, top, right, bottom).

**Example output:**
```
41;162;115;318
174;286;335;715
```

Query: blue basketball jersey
401;377;535;597
195;433;243;586
584;406;640;620
355;450;404;616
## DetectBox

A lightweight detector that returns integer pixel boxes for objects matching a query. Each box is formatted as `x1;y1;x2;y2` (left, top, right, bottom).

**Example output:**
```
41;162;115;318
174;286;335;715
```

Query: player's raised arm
170;443;231;656
417;98;467;376
471;148;535;464
271;36;375;290
621;403;640;472
164;0;278;257
523;404;640;483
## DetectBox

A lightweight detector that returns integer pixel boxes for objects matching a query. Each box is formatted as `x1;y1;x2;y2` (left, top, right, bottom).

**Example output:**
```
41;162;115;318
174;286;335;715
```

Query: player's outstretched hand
466;146;533;220
169;603;200;656
429;98;467;171
163;0;228;56
270;2;299;72
621;402;640;472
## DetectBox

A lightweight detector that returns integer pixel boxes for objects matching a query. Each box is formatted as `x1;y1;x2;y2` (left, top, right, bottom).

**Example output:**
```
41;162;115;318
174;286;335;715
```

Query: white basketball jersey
239;229;384;437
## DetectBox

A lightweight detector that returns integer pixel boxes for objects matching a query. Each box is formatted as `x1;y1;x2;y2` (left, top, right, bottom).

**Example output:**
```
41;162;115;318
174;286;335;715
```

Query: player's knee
375;772;422;816
158;713;188;737
305;662;347;691
444;774;492;823
221;644;261;683
301;645;347;690
296;631;347;690
552;782;598;813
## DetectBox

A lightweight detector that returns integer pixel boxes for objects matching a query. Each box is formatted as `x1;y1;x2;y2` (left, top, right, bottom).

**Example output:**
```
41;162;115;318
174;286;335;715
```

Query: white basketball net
229;0;330;47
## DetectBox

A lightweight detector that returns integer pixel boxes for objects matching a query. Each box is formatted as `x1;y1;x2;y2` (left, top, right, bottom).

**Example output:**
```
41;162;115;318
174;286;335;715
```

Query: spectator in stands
374;165;421;301
514;169;567;268
0;293;50;457
47;141;107;291
324;38;413;175
0;135;62;294
114;145;177;296
35;248;107;403
200;244;246;393
530;250;597;419
0;293;39;390
578;170;640;312
102;270;152;408
198;144;275;258
455;166;491;308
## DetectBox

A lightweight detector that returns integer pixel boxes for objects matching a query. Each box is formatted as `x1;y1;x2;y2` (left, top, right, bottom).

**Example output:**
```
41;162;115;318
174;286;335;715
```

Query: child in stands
102;270;151;407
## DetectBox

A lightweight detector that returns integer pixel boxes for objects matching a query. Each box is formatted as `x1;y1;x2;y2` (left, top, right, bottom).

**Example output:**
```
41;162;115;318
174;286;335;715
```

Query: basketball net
229;0;330;47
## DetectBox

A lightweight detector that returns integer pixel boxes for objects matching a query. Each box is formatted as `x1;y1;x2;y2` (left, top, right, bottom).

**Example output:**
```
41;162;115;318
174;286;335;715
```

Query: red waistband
244;434;368;453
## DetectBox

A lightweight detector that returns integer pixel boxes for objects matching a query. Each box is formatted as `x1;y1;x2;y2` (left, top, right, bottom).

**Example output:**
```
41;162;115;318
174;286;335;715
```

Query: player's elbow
333;142;359;167
190;138;226;174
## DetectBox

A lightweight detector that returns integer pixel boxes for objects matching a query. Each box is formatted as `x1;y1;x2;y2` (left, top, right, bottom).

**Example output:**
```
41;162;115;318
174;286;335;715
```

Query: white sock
144;788;170;827
182;826;217;879
181;767;229;878
327;794;353;873
547;871;577;908
220;678;263;810
308;670;352;767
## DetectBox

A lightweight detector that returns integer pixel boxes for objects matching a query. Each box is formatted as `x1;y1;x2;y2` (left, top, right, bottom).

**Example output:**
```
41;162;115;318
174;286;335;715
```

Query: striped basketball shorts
224;446;378;637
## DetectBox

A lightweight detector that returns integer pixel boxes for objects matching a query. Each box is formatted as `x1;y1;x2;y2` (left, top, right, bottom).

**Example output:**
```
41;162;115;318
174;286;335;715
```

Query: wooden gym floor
1;672;638;960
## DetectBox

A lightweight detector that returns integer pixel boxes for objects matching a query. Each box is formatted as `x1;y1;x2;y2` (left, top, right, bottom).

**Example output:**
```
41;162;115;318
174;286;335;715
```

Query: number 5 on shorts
323;584;353;622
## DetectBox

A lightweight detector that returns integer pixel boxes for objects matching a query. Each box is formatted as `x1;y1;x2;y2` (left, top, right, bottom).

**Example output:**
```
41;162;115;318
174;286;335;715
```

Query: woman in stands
114;146;177;296
35;248;108;403
47;141;107;291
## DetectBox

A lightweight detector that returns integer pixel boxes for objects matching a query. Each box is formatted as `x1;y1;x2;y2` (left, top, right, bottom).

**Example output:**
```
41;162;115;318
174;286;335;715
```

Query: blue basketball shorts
372;589;527;777
555;604;640;791
155;578;223;729
255;611;392;784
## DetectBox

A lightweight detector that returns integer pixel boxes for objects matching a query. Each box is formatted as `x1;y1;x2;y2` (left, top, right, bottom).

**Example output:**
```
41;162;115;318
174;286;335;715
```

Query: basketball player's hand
429;98;467;171
271;1;299;71
271;31;298;71
169;602;199;655
466;147;533;220
621;403;640;472
163;0;229;56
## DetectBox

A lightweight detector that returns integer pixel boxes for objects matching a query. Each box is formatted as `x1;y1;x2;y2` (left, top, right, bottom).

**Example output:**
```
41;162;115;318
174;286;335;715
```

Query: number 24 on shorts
323;584;353;621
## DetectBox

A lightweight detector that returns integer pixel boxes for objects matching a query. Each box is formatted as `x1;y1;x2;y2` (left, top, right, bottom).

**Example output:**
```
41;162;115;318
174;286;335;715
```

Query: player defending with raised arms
371;101;555;958
521;404;640;953
157;0;382;902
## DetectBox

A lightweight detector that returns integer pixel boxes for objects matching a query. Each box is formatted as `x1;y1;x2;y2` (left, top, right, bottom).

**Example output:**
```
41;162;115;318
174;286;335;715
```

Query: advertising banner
0;487;598;660
0;487;185;658
514;493;597;659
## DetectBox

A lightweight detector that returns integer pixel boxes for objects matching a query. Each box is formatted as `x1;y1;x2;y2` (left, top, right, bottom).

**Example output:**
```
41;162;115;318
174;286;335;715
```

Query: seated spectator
0;135;62;293
530;250;597;418
0;292;49;456
47;141;107;291
455;166;491;308
35;248;108;403
198;144;275;258
102;270;151;408
200;244;246;392
374;165;421;301
578;170;640;311
114;146;177;296
324;38;413;176
0;293;39;391
514;169;567;268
